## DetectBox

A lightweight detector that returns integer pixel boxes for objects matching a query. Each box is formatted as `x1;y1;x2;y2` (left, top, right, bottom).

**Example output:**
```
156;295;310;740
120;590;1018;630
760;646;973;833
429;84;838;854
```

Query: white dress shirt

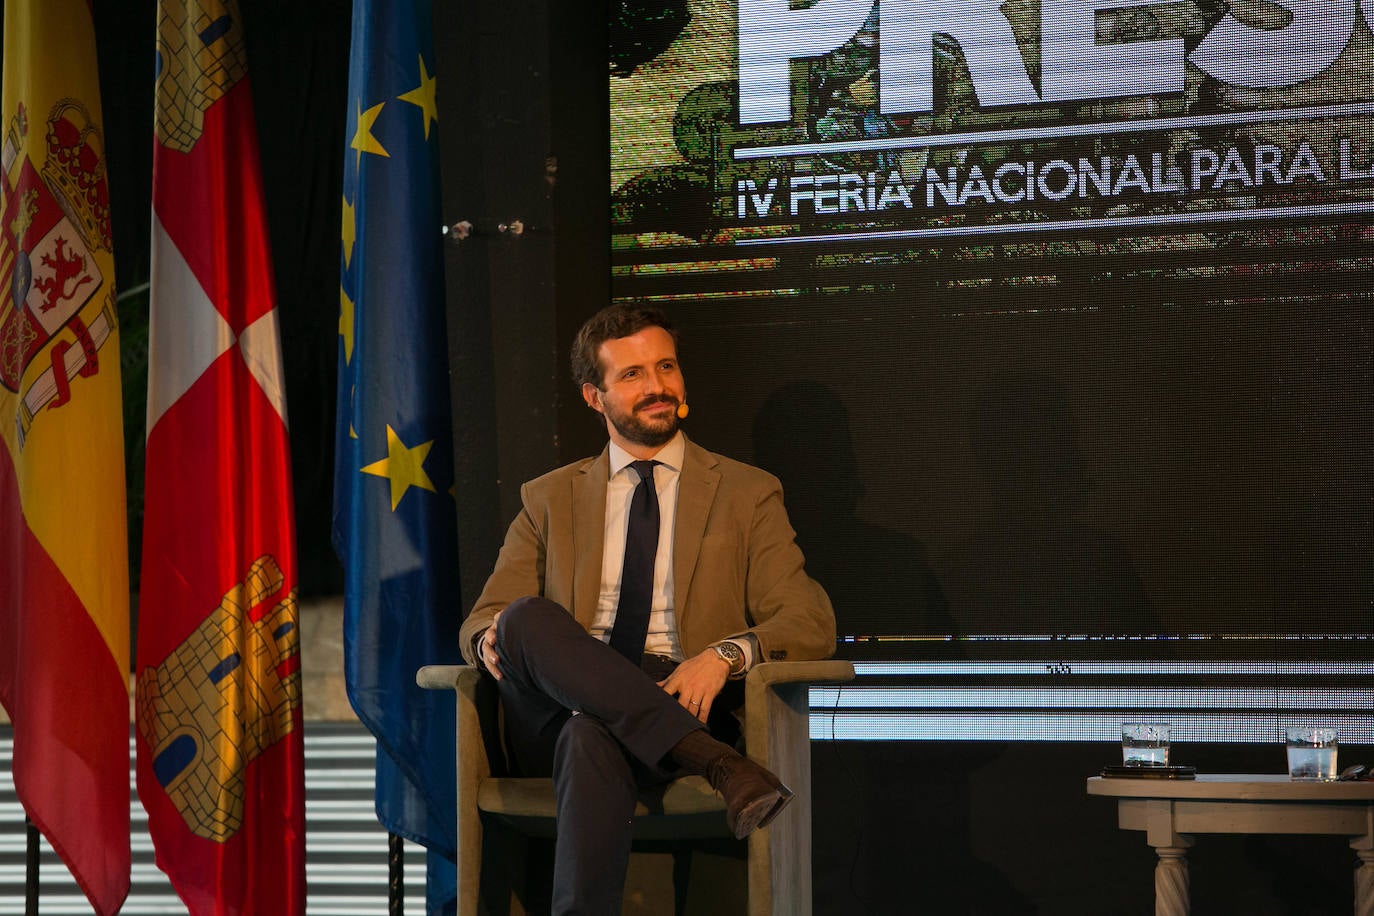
592;434;686;659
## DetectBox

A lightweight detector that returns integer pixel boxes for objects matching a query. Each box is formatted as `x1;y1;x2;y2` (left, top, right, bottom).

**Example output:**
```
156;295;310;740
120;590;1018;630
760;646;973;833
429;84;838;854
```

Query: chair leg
672;849;693;916
480;820;550;916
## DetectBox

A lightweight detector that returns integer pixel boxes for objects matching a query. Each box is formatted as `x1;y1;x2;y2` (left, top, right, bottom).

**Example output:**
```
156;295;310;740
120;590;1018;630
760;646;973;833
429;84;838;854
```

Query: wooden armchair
417;660;854;916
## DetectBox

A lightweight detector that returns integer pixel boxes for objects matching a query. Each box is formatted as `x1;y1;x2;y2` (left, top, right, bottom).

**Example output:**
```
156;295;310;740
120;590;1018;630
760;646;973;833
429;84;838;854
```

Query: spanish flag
136;1;305;912
0;2;132;914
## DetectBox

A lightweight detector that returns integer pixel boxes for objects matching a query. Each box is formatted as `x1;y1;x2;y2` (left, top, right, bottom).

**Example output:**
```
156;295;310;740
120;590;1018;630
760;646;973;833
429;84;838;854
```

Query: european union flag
333;1;459;910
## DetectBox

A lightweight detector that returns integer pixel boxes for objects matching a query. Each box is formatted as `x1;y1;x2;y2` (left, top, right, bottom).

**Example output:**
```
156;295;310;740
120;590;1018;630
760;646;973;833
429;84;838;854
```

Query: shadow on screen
751;379;954;641
944;372;1164;637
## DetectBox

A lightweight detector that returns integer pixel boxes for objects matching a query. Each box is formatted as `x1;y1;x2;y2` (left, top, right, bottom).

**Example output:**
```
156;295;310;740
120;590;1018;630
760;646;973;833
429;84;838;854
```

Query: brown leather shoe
707;753;796;839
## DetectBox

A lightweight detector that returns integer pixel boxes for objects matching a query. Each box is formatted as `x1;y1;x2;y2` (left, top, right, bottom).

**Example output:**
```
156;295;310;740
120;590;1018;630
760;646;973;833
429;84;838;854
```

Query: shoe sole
731;784;795;839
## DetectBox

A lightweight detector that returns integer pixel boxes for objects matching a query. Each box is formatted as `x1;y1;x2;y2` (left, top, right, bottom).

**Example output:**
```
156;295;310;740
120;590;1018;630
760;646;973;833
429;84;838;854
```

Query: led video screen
608;0;1374;651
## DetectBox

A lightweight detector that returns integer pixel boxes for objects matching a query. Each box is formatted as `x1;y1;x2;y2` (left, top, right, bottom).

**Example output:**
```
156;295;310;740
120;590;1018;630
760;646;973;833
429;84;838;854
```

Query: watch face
715;642;743;669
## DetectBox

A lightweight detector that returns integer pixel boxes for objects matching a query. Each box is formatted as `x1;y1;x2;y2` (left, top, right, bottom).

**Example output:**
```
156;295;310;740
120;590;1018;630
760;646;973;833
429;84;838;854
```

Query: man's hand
659;649;731;723
478;610;504;681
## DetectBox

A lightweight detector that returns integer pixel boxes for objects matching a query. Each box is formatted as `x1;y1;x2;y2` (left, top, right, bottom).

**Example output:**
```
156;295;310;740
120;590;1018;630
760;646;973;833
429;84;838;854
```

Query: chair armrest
416;664;489;780
417;664;481;693
417;664;488;914
745;660;855;689
742;659;853;914
742;660;853;771
743;660;855;764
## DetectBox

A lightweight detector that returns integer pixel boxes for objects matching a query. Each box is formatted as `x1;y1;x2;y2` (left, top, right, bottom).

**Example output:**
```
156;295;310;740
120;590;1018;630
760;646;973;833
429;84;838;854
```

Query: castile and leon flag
136;1;306;912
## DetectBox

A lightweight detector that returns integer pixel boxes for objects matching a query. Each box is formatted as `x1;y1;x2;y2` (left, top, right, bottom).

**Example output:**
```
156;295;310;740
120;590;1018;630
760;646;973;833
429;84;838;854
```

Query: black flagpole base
25;816;39;915
388;831;404;915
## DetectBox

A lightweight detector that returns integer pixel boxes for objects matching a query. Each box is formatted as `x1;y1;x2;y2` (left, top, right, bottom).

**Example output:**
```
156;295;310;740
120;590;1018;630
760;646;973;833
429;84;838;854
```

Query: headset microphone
676;402;689;419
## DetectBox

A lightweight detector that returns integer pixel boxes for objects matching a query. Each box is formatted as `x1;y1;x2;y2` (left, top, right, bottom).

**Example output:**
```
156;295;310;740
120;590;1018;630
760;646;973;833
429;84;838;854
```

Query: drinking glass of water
1285;726;1338;781
1121;722;1170;767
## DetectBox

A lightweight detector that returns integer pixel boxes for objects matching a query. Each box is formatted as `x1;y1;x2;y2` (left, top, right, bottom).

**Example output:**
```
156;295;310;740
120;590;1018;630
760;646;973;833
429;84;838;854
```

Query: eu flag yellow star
339;285;355;365
398;55;438;139
352;99;390;170
361;424;436;510
341;194;357;269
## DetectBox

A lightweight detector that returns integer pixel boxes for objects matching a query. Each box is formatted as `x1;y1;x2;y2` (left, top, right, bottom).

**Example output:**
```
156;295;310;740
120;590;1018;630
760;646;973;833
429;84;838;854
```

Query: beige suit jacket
460;435;836;666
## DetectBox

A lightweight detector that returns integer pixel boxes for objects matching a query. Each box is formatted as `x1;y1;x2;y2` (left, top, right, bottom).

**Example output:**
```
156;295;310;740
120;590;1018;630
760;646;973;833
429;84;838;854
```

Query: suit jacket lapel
673;436;720;622
571;447;608;629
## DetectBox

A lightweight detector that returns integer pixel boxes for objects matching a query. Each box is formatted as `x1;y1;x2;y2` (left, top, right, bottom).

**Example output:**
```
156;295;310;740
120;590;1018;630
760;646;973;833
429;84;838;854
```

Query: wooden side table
1087;774;1374;916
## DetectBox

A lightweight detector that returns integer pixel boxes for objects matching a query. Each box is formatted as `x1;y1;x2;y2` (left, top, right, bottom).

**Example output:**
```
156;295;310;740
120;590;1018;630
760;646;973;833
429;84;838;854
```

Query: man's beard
606;394;680;449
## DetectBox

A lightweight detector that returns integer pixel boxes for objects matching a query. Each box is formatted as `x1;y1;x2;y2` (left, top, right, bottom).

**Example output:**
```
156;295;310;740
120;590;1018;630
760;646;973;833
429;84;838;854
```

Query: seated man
460;304;836;915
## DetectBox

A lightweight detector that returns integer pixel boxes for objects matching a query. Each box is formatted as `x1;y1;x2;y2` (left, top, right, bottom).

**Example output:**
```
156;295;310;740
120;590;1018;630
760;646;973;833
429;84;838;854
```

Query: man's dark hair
570;304;679;390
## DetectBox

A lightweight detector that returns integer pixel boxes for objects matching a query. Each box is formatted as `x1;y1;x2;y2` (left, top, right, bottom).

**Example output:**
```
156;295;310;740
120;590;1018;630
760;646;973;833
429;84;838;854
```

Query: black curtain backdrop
89;1;353;597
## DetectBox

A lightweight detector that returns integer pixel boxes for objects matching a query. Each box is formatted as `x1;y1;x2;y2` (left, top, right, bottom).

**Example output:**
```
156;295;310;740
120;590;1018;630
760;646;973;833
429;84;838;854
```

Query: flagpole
24;817;38;915
388;832;404;915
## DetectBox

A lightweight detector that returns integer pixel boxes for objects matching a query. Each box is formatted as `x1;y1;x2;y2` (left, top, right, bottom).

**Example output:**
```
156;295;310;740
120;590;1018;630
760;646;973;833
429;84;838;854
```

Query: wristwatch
710;641;747;679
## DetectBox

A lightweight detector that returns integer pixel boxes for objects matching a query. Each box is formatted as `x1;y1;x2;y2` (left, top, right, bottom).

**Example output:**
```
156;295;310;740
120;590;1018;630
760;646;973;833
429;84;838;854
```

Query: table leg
1354;846;1373;916
1153;845;1190;916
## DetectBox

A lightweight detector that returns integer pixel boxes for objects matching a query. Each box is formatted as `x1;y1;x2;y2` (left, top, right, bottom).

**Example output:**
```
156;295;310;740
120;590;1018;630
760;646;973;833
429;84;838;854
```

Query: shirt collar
608;431;685;478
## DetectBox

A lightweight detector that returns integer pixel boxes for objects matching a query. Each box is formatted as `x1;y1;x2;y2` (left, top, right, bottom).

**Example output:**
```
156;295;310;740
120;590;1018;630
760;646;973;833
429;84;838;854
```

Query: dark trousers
492;596;733;916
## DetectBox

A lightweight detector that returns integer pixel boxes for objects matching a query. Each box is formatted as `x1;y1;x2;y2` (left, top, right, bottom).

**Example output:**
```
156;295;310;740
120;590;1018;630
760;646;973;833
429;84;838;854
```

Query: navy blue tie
609;460;659;662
